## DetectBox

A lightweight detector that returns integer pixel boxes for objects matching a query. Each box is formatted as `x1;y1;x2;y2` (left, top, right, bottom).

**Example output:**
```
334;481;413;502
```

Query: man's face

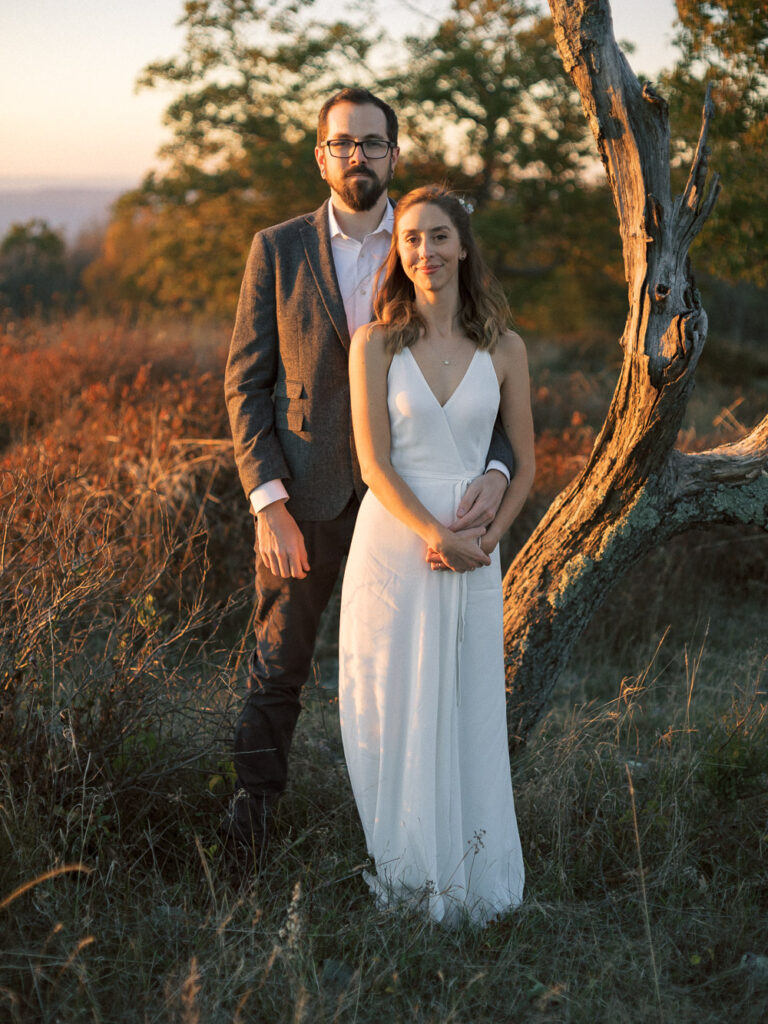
315;102;399;212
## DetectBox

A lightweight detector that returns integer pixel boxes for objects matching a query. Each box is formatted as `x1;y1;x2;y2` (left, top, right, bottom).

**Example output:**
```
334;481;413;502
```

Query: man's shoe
219;789;272;877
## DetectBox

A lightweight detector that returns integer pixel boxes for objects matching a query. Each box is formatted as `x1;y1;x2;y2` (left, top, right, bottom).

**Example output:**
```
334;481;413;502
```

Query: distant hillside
0;184;132;242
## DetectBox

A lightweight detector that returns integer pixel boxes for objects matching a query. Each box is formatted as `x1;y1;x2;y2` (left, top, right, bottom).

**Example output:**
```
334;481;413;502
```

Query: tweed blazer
225;200;364;522
225;198;516;523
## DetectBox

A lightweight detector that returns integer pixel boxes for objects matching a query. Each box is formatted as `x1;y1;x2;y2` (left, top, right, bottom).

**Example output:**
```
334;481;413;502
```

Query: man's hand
256;500;310;579
426;469;508;570
452;469;508;530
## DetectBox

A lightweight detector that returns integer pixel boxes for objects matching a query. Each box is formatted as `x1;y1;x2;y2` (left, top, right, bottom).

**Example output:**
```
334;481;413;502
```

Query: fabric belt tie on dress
455;573;467;706
453;477;473;708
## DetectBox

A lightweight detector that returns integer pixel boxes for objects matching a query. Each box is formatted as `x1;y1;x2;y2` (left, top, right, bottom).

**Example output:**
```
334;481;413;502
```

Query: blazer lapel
300;200;350;350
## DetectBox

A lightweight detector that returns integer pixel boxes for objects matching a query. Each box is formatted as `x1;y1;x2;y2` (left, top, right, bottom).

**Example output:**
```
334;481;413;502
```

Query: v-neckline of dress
405;346;480;410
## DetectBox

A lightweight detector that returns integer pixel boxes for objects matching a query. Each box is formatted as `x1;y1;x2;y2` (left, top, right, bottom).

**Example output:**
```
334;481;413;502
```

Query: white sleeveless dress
338;346;524;926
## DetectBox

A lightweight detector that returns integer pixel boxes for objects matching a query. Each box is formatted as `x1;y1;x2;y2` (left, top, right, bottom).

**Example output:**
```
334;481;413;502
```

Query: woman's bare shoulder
350;323;392;373
496;328;526;357
492;329;528;375
351;321;388;352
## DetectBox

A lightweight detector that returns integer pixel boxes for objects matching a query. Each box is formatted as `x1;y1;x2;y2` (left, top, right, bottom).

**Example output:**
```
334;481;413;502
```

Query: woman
338;186;535;926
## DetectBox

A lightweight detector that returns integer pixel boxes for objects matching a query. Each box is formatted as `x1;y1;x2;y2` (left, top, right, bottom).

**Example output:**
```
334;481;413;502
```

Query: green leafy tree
663;0;768;286
676;0;767;76
392;0;593;200
136;0;374;201
0;220;68;316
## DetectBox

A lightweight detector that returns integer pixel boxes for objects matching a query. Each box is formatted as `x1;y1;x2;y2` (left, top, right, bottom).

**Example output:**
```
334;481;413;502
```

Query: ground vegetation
0;315;766;1020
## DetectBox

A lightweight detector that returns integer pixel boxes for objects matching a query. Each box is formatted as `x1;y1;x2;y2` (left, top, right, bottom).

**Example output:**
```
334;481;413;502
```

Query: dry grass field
1;316;766;1022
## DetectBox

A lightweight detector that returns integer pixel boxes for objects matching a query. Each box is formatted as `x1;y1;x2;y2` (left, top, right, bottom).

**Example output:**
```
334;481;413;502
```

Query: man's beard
336;166;391;211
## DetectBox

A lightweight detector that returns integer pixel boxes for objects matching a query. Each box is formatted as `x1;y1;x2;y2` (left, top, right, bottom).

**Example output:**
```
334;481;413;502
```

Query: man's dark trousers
233;497;358;802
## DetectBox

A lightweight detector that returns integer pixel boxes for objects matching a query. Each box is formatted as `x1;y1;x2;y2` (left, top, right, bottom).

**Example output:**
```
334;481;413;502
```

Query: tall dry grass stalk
626;763;662;1022
0;864;93;911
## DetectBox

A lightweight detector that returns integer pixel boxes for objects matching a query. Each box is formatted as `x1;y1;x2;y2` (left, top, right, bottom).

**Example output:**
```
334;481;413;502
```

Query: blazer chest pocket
274;378;307;432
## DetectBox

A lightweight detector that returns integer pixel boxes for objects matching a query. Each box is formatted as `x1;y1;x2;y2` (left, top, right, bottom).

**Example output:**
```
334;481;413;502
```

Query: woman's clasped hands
427;524;491;573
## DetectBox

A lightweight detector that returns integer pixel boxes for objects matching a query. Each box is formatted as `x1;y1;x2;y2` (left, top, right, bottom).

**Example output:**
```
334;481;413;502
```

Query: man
223;87;512;869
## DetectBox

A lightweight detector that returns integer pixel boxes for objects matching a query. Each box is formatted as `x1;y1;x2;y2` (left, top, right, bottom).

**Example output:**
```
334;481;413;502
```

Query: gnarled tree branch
669;415;768;502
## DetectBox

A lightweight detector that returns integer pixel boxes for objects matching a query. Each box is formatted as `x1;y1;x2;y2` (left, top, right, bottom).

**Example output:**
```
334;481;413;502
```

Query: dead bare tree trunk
503;0;768;744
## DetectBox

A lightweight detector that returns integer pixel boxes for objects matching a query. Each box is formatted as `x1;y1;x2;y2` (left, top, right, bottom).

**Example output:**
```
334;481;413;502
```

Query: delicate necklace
426;335;462;366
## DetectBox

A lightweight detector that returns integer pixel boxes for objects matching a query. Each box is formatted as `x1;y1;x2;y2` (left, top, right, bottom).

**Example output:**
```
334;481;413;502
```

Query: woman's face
396;202;466;295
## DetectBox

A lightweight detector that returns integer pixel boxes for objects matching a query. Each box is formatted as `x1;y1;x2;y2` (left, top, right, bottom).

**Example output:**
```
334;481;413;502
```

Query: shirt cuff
249;479;289;516
486;459;510;484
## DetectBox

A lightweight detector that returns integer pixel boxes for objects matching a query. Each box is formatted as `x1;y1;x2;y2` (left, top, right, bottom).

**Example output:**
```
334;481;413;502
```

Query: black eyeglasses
322;138;393;159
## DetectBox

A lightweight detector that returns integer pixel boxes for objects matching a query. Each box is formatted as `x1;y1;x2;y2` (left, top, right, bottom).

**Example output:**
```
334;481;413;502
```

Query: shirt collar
328;199;394;241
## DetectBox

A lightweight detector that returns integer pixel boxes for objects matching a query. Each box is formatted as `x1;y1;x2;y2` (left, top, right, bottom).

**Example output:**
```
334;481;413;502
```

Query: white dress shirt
249;200;507;516
328;199;394;336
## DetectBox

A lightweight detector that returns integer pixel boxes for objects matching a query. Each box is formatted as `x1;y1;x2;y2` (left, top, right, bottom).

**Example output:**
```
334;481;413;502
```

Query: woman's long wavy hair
373;185;511;355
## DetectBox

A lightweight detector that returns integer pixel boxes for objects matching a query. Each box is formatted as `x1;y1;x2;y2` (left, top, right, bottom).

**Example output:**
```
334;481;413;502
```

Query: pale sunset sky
1;0;679;188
